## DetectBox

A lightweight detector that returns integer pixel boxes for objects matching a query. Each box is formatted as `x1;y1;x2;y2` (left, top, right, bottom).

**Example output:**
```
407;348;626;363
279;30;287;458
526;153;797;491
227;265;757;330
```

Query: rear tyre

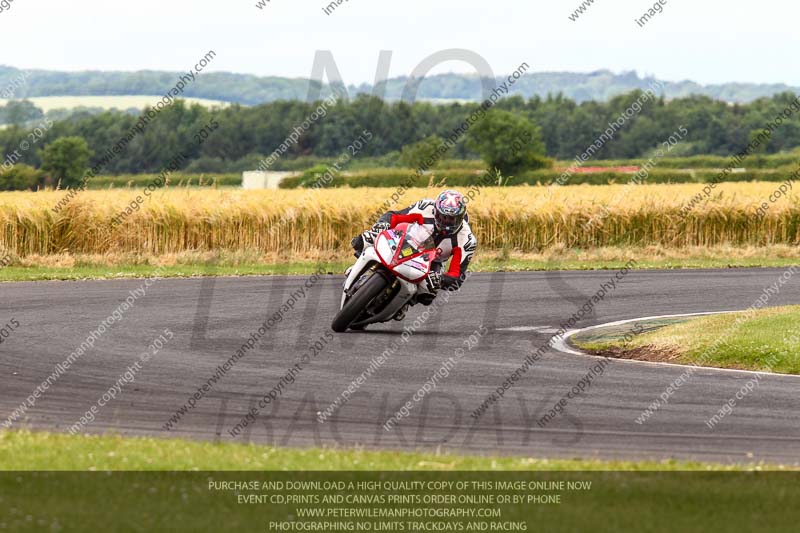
331;272;388;332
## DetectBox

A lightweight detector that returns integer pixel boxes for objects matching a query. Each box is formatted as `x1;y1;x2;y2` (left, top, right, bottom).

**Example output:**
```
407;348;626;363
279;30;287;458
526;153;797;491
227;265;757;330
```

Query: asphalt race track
2;268;799;464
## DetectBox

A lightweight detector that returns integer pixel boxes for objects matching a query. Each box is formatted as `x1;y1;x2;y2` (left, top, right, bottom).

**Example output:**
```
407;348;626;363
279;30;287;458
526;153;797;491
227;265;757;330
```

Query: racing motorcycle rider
350;189;477;318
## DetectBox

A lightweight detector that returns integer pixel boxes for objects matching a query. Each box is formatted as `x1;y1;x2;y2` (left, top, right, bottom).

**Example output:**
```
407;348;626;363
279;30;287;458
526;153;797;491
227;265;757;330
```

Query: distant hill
386;71;799;104
0;65;797;105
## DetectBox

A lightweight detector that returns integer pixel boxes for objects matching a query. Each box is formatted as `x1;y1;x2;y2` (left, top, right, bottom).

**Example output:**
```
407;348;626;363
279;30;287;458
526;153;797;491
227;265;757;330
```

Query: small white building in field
242;171;299;190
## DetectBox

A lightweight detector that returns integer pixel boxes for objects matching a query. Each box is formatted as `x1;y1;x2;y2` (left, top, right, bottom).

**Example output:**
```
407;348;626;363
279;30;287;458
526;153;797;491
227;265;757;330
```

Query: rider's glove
372;221;391;233
440;273;461;291
363;221;390;245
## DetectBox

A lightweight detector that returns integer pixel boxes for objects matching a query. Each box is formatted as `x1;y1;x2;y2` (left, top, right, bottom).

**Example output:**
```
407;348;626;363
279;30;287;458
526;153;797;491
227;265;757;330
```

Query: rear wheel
331;272;389;332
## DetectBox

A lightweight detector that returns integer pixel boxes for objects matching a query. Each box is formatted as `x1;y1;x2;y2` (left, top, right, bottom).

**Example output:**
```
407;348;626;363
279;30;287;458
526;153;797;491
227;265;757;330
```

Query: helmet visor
435;211;464;233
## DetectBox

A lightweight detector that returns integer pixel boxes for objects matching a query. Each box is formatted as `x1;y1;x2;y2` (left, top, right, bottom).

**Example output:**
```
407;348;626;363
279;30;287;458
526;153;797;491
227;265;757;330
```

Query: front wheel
331;272;389;332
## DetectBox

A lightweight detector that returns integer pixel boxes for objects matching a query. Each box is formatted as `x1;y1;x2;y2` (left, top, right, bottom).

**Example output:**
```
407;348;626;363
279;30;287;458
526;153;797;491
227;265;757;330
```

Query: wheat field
0;95;230;112
0;184;797;258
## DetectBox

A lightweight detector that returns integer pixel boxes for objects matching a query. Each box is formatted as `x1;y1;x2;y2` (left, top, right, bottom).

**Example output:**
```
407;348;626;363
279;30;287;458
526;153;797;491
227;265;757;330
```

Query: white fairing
339;224;435;326
339;245;420;325
394;259;430;282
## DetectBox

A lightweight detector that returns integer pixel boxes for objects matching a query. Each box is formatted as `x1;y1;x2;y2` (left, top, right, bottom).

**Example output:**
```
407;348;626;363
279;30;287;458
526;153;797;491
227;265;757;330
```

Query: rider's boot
413;274;439;306
416;293;436;306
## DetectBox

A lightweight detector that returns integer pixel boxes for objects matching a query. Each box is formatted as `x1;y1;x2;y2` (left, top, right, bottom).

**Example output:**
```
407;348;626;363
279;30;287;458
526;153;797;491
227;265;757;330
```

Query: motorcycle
332;222;438;332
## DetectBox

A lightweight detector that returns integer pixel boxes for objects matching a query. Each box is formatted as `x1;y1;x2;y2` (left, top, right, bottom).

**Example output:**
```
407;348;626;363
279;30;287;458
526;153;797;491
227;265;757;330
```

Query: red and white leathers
362;199;477;291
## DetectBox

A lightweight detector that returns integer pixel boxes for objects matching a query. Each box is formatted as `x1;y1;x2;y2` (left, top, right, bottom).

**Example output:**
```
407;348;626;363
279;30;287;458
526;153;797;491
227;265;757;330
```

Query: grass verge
1;246;799;282
0;430;781;471
2;432;799;531
0;261;343;282
575;305;800;374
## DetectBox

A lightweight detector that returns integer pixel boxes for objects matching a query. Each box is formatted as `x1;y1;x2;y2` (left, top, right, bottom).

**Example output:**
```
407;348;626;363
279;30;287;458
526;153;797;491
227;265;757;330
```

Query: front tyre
331;272;389;332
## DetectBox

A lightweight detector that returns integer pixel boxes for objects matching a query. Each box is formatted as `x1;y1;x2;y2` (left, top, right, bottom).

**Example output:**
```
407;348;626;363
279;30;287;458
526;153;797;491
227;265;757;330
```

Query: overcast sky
1;0;798;86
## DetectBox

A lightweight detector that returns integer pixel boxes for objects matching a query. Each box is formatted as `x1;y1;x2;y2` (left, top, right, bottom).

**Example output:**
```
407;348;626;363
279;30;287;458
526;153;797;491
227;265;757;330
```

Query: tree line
2;90;800;181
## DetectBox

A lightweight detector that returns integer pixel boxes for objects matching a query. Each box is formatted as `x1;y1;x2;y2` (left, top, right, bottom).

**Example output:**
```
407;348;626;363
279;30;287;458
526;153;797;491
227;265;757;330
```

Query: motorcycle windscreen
404;223;436;252
375;224;434;282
